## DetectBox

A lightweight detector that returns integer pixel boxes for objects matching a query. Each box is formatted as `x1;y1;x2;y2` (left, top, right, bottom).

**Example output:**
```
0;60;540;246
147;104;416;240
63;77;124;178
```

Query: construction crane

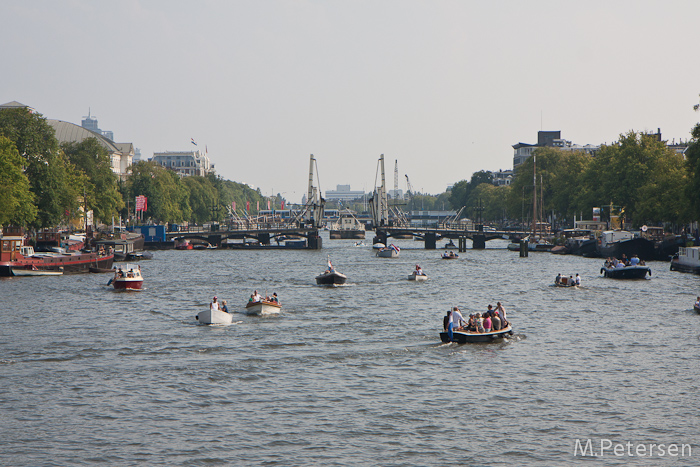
405;174;414;211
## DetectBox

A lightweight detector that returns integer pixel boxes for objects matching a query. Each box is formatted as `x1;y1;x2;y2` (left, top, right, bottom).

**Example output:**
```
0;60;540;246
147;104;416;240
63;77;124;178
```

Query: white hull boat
245;300;281;315
408;273;428;281
196;308;233;325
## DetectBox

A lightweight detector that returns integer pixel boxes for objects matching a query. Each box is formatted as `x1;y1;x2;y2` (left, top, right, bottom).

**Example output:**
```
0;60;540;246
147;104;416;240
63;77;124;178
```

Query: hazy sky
3;1;700;203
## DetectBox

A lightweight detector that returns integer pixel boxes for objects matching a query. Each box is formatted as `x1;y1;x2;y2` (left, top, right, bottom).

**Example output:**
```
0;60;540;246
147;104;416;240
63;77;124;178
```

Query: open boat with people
315;257;347;285
376;244;400;258
554;274;579;287
600;262;651;279
196;298;233;324
408;266;428;281
109;264;144;290
440;325;513;344
441;251;459;259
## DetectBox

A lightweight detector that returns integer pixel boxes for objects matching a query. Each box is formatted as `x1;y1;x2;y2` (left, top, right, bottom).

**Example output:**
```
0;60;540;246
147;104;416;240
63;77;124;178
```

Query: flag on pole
281;200;285;210
191;138;197;146
232;201;236;211
246;200;250;213
267;199;271;210
257;200;259;212
135;195;147;212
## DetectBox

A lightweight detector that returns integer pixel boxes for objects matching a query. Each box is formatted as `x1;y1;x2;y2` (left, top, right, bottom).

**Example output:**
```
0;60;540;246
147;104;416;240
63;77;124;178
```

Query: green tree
0;108;81;227
0;136;37;226
125;161;191;223
449;171;493;210
62;137;124;224
183;176;217;224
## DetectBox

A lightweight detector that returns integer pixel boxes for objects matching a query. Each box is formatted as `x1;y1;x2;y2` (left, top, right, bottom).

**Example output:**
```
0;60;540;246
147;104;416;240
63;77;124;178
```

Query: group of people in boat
604;254;645;268
248;290;280;304
443;303;509;338
555;273;581;286
113;265;140;279
209;296;229;313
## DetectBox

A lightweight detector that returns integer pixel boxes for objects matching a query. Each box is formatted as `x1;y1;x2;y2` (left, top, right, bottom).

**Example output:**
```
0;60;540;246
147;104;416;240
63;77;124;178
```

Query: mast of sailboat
532;154;537;239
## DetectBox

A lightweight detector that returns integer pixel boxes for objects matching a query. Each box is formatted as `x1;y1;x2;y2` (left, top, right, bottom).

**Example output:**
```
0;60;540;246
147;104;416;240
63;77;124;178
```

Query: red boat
0;227;113;277
110;264;144;290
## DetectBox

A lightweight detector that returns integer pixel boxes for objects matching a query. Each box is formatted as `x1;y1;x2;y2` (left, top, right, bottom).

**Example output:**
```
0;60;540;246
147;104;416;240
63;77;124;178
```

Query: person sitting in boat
695;296;700;308
414;264;424;276
443;309;452;333
555;273;561;285
575;274;581;286
270;292;279;304
252;290;262;302
483;312;492;333
630;254;640;266
621;254;629;265
491;309;502;331
210;296;219;311
117;267;124;278
220;300;229;313
474;313;485;333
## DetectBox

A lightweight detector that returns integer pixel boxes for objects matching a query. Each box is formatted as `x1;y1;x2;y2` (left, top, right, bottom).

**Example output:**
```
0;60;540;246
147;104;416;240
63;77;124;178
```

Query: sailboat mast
532;155;537;238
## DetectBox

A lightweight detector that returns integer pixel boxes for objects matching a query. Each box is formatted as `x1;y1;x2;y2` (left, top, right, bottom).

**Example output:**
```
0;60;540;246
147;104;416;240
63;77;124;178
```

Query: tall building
151;150;214;176
325;184;366;201
81;109;114;141
513;130;599;170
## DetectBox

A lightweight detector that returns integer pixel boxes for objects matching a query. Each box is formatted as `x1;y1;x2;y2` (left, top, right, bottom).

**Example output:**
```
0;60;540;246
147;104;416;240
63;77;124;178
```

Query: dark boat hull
315;272;347;285
600;265;651;279
0;253;114;277
597;238;655;261
440;325;513;344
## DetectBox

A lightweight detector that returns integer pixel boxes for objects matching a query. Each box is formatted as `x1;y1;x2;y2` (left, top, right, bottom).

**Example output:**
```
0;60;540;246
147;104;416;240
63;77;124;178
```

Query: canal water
1;233;698;466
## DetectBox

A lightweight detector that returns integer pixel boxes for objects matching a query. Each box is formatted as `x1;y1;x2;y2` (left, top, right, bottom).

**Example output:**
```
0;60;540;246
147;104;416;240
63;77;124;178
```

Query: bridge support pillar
257;233;270;245
472;234;486;250
374;232;388;246
519;240;528;257
424;232;437;249
208;234;222;247
458;237;467;252
308;232;322;249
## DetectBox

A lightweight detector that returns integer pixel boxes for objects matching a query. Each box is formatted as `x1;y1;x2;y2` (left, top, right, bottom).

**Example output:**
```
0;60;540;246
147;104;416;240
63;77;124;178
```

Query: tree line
0;107;267;229
450;121;700;229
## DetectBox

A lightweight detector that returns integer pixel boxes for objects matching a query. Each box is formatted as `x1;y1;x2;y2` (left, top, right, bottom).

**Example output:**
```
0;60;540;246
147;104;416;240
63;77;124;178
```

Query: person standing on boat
555;273;561;285
210;296;219;311
451;306;467;330
495;302;507;327
252;290;262;302
444;309;453;341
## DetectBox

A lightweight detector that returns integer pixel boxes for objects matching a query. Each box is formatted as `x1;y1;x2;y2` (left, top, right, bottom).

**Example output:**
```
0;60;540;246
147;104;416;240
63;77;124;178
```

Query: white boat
670;246;700;274
11;265;63;276
408;272;428;281
376;244;400;258
245;299;281;315
196;307;233;325
372;242;385;249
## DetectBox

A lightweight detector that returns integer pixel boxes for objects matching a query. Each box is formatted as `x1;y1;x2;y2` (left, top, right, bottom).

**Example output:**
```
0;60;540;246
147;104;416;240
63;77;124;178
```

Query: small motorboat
554;274;578;287
441;251;459;259
353;241;365;247
245;299;281;315
376;244;400;258
315;256;347;285
440;324;513;344
11;265;63;276
196;307;233;325
175;240;193;250
109;264;144;290
600;264;651;279
408;272;428;281
444;240;457;249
